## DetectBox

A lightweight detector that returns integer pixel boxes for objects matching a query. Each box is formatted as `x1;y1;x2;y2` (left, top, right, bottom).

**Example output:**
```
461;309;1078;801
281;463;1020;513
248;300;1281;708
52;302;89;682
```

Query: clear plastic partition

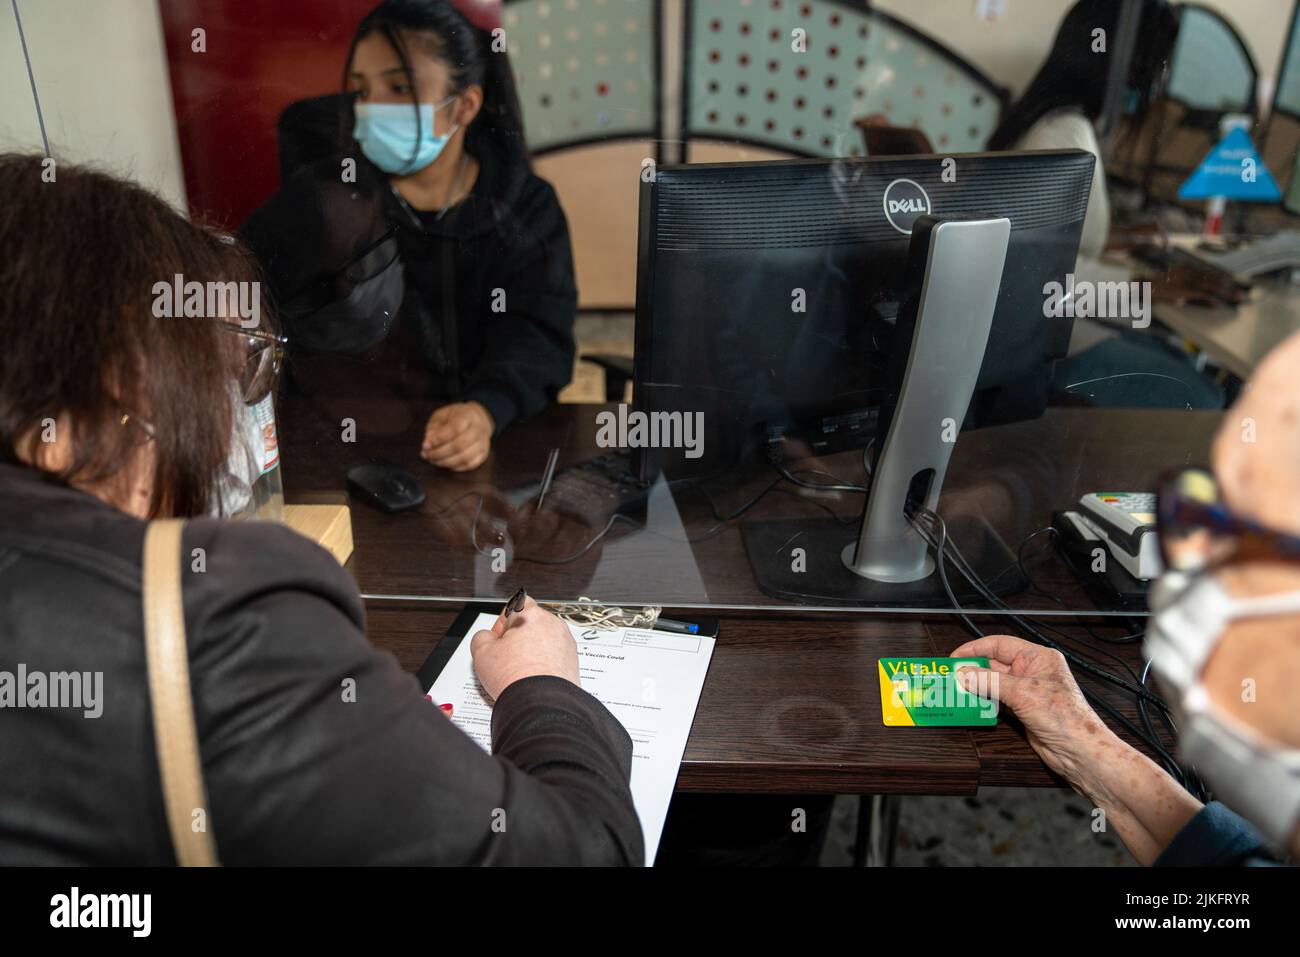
12;0;1298;617
280;394;1222;615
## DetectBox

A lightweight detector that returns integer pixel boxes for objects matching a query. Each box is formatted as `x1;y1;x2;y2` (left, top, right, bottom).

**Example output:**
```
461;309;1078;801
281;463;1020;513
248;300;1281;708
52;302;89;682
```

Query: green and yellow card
878;657;999;726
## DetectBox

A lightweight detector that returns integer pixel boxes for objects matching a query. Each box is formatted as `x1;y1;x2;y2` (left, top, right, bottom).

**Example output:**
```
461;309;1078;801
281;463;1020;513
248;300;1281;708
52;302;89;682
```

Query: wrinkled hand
950;634;1110;786
470;596;580;700
421;401;494;472
1212;329;1300;536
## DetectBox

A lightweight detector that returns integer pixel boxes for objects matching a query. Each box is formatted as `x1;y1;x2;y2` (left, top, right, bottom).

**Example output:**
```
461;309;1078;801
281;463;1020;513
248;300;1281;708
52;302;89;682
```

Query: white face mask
209;383;264;519
1145;572;1300;851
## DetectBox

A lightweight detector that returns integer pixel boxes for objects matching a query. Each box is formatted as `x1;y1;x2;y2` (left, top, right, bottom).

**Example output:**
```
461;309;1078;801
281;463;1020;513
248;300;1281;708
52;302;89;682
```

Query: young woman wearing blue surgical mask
349;13;480;212
242;0;576;472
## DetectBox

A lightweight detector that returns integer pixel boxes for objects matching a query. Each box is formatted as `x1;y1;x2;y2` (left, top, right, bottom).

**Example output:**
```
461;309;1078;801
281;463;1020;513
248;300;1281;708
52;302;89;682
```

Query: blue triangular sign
1179;127;1282;201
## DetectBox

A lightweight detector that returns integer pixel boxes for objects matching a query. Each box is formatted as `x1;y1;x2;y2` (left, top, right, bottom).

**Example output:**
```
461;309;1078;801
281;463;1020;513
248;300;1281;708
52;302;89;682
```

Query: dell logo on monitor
882;178;931;234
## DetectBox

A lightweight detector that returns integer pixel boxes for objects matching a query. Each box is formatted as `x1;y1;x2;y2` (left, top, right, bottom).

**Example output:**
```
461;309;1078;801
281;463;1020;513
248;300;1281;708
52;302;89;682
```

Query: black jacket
240;135;577;435
0;464;642;864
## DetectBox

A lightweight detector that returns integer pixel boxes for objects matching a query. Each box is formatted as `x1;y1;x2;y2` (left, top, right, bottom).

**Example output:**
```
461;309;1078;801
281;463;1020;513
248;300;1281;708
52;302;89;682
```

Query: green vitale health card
878;657;999;726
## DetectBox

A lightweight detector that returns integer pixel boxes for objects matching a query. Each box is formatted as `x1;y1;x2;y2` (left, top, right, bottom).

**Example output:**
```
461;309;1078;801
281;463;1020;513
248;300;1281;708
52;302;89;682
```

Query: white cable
544;597;661;630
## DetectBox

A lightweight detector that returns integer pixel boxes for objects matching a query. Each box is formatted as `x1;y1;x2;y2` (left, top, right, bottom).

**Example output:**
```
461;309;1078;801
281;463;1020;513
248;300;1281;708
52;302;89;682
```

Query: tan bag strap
142;518;219;867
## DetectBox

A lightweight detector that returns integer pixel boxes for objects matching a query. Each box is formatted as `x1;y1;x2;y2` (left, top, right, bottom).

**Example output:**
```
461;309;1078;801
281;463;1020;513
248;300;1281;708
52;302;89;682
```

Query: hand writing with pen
468;589;581;700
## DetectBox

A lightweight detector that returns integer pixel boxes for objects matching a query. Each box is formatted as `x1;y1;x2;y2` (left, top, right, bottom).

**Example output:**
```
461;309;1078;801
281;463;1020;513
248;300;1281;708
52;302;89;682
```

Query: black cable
911;507;1194;791
463;474;773;565
931;511;984;638
916;510;1167;709
1017;526;1066;606
913;512;1179;738
468;493;625;564
1043;527;1150;645
1142;658;1185;746
1137;658;1175;786
917;513;1126;690
923;517;1183;777
1140;660;1209;801
769;486;861;527
1024;617;1164;708
1079;685;1184;782
771;461;868;494
1016;524;1145;644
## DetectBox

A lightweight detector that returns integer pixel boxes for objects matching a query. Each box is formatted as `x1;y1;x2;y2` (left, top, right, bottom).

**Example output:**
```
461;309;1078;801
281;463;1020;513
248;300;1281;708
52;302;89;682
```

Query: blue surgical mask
353;96;458;176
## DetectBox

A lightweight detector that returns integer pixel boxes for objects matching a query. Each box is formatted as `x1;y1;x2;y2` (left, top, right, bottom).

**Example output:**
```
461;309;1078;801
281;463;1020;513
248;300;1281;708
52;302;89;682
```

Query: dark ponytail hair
342;0;528;167
986;0;1178;150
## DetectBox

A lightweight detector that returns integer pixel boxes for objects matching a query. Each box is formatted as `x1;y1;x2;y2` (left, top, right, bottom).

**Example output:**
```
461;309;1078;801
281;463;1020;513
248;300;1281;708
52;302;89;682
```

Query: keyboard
1186;231;1300;278
506;452;651;528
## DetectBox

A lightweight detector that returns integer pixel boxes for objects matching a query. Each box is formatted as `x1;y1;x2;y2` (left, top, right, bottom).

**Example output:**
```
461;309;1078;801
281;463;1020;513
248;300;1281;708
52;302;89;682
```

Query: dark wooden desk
281;398;1220;794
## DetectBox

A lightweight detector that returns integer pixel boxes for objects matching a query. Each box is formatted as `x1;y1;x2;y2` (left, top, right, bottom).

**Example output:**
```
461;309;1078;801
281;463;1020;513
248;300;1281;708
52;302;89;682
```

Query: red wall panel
158;0;374;228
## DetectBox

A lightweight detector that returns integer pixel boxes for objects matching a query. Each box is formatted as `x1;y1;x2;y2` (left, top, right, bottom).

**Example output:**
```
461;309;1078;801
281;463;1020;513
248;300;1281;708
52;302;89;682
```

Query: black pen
501;587;527;622
536;448;560;510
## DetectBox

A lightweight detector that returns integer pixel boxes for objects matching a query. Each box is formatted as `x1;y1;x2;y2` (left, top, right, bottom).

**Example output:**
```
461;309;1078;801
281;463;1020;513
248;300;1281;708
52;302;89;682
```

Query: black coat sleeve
460;177;578;433
183;519;643;865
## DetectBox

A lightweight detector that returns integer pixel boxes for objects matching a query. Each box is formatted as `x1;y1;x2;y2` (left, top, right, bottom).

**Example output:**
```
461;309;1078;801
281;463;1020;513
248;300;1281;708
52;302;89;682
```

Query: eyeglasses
215;322;287;403
119;411;155;444
117;320;285;440
1156;467;1300;575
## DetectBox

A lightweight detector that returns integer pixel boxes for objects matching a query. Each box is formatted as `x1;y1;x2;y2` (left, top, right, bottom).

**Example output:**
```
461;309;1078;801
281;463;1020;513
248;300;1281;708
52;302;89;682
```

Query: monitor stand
742;215;1024;607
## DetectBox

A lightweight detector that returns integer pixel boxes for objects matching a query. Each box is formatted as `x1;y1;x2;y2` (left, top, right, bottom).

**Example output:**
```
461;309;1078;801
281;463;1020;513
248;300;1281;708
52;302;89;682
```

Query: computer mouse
346;463;426;513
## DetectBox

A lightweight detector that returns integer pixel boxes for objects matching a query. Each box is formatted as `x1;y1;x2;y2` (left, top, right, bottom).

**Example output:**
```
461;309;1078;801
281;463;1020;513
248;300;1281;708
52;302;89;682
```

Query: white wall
0;0;186;207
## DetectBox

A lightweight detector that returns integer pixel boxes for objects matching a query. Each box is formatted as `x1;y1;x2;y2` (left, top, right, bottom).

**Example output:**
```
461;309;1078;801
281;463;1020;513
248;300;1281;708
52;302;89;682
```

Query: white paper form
427;612;715;865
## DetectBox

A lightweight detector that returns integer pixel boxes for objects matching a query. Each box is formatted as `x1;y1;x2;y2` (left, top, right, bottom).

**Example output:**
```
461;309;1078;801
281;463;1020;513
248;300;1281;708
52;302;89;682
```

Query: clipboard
418;602;719;864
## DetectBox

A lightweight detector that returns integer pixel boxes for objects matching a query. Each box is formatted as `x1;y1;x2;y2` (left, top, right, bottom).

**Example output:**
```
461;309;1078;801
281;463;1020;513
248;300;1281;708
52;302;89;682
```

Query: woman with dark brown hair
0;153;641;865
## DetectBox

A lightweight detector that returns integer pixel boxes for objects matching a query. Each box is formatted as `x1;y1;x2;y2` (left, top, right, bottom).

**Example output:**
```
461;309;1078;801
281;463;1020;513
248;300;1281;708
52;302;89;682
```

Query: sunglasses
282;229;401;317
1156;467;1300;575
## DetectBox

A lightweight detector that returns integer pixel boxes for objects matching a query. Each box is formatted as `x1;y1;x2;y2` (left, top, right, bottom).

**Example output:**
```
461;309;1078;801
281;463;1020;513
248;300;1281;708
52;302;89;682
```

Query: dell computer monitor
631;150;1094;481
